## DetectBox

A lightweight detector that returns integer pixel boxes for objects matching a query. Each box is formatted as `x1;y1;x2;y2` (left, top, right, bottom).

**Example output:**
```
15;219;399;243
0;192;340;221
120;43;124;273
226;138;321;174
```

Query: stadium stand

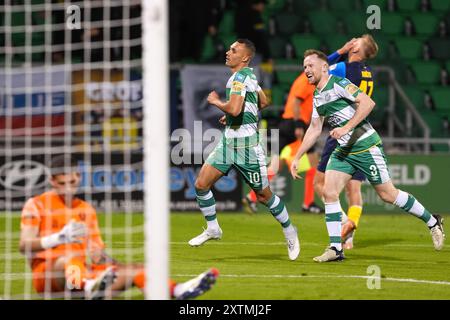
2;0;449;145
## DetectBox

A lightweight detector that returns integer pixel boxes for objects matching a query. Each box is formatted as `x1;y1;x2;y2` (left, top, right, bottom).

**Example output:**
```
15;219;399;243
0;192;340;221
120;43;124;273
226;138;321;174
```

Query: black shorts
317;135;366;181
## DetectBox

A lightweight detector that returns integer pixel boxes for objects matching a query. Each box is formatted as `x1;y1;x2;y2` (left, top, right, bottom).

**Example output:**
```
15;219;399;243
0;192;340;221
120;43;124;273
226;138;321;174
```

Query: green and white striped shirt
224;67;259;144
312;75;381;154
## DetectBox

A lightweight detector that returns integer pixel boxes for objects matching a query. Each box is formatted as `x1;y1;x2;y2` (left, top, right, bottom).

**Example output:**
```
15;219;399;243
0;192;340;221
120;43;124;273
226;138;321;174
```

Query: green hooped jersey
312;75;381;154
224;67;259;145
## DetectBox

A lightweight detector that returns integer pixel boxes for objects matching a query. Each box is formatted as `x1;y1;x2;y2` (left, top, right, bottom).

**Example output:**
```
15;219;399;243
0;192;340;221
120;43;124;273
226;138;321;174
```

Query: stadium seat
370;33;391;64
324;34;348;54
411;13;440;37
362;0;388;11
308;10;338;35
401;85;427;110
32;10;46;25
428;38;450;61
429;0;450;13
271;84;288;107
274;58;299;66
218;11;235;37
291;0;326;14
429;87;450;114
275;12;302;36
275;70;300;86
266;0;287;14
393;38;423;60
262;85;287;118
291;34;321;58
11;11;25;26
199;35;217;62
395;0;421;12
422;112;446;137
409;61;442;85
446;61;450;74
342;12;368;37
326;0;356;12
12;32;26;47
268;37;287;59
381;13;405;36
370;86;389;125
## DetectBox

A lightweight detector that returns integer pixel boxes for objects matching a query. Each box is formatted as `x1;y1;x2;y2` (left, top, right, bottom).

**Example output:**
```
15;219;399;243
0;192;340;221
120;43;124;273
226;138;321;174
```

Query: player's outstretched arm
330;92;375;139
290;116;324;179
207;91;244;117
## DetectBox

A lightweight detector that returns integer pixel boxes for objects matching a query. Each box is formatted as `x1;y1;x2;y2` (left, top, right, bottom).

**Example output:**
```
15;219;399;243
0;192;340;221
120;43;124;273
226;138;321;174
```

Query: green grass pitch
1;212;449;299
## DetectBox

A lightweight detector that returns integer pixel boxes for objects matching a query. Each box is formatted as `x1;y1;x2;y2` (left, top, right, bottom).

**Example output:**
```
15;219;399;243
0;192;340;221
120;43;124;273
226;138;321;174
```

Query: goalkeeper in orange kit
19;154;218;299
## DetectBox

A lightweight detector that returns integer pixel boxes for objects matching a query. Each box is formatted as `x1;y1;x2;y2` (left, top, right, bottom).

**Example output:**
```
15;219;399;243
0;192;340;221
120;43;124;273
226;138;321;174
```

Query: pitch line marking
172;273;450;286
2;273;450;287
170;241;437;248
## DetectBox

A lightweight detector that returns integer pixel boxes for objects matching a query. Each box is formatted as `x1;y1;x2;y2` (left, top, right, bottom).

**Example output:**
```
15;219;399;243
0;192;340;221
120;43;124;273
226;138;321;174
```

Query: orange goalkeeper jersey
21;190;104;265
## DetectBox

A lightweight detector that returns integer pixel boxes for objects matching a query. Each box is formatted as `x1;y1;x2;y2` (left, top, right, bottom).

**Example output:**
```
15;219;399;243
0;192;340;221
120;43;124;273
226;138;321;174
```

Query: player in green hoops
188;39;300;261
290;49;445;262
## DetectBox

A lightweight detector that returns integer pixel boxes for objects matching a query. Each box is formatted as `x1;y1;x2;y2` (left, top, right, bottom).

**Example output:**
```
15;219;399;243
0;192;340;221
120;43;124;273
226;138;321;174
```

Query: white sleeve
311;106;320;118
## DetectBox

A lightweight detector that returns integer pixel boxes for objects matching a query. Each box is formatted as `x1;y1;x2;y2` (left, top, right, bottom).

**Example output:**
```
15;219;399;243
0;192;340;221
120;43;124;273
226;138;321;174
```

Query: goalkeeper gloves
41;219;87;249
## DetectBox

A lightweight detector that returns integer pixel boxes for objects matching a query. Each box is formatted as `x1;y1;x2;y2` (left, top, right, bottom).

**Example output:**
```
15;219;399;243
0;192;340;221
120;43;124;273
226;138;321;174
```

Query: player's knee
377;189;395;203
194;179;209;192
323;189;339;203
256;192;270;204
314;175;324;194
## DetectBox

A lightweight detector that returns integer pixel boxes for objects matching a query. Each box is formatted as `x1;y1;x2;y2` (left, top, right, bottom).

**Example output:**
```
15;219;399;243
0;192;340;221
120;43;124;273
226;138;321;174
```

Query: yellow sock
347;205;363;227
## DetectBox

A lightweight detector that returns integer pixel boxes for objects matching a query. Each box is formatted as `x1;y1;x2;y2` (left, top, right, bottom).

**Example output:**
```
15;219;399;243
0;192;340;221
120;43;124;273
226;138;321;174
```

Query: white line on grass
170;241;437;248
172;273;450;286
2;273;450;287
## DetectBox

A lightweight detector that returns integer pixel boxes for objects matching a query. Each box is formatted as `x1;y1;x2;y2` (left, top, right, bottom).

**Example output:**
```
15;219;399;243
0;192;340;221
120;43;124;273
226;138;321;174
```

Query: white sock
325;201;343;251
207;219;220;231
394;190;436;227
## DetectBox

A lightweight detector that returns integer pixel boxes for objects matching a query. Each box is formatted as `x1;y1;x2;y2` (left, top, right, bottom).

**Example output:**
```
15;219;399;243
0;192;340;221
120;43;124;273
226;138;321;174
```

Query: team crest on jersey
327;115;342;127
232;81;244;92
345;83;359;95
338;78;350;86
235;73;246;82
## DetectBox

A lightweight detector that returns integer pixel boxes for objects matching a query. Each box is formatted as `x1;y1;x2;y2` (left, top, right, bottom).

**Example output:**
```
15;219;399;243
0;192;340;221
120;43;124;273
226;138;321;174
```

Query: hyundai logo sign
0;160;50;192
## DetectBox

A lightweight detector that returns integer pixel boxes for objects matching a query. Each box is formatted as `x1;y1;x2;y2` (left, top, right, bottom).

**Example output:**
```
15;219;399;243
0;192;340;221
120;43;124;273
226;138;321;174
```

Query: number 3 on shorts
248;172;260;184
369;164;378;177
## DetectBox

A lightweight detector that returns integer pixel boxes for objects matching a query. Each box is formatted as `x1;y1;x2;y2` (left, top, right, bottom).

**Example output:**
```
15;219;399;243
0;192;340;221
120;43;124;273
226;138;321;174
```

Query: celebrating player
315;34;379;249
20;154;218;299
290;50;445;262
189;39;300;261
243;71;323;214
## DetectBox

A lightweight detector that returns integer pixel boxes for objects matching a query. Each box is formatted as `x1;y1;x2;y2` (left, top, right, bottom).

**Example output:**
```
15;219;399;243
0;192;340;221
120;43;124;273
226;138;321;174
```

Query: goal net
0;0;166;299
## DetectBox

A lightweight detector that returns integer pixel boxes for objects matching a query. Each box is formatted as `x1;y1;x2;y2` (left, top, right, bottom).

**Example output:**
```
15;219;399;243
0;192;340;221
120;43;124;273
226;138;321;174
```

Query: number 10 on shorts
248;172;260;184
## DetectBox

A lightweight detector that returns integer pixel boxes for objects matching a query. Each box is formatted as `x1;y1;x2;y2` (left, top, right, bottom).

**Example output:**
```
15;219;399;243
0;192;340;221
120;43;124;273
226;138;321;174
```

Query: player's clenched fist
207;91;220;106
330;127;349;139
